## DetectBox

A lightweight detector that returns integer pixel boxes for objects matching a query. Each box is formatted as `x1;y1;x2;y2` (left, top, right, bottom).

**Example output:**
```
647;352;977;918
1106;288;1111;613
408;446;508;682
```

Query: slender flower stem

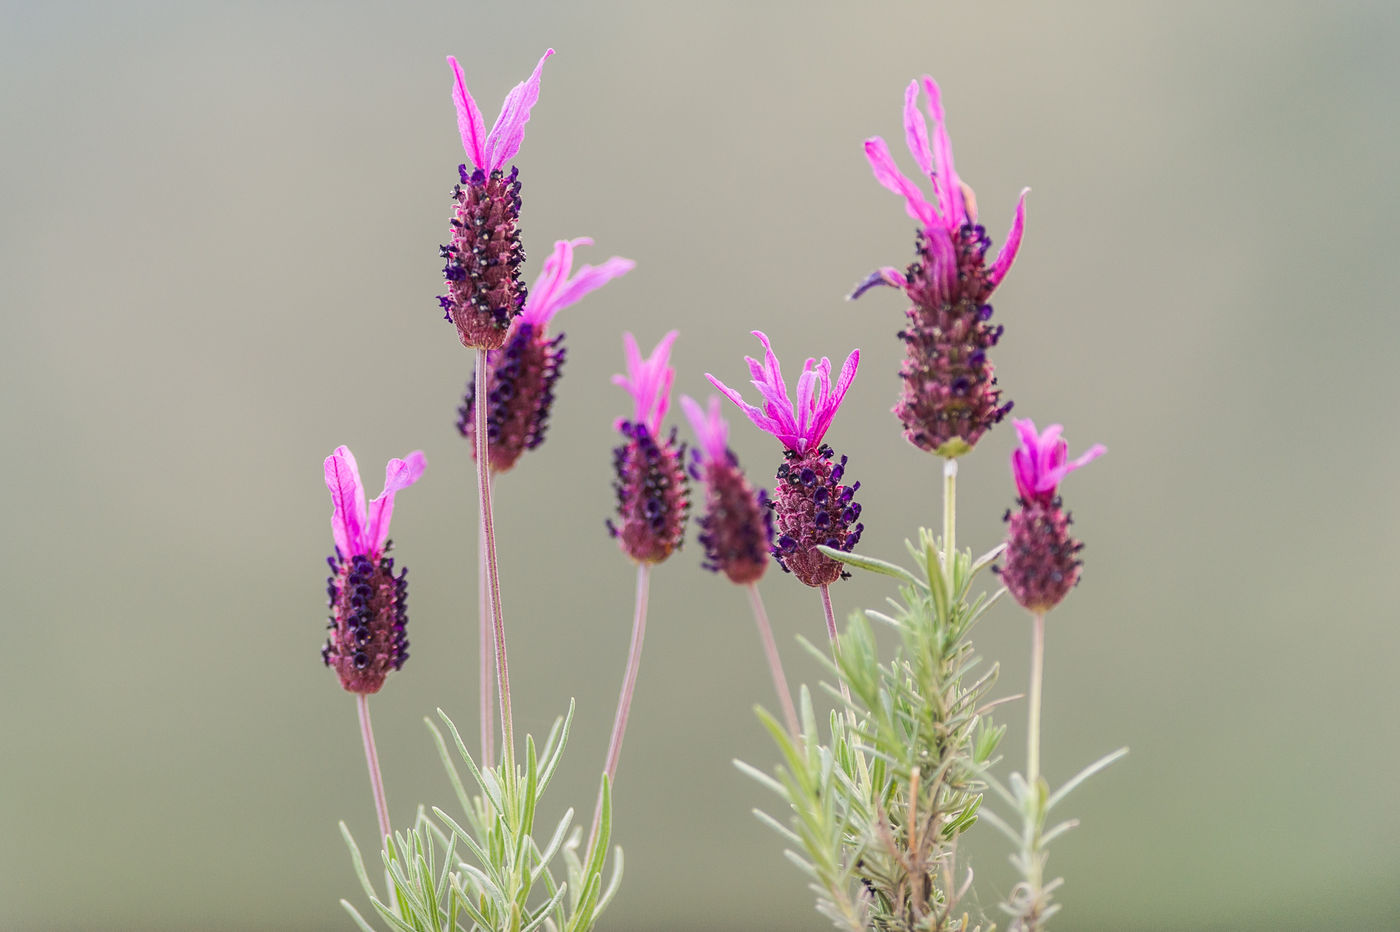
1027;611;1045;788
943;457;957;585
478;516;495;769
746;582;799;736
476;349;514;771
819;582;840;644
592;563;652;847
356;693;392;845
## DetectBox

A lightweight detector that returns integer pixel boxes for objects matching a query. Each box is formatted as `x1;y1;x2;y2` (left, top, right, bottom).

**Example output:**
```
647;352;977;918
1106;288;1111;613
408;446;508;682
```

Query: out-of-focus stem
819;582;840;644
1027;611;1045;788
943;457;957;586
356;693;392;845
478;506;495;769
746;582;799;736
476;349;514;771
591;562;652;847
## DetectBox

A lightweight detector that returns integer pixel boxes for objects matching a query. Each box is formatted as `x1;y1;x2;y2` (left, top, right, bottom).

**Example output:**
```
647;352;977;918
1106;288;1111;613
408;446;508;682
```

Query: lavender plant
324;50;641;932
313;52;1125;932
725;75;1121;932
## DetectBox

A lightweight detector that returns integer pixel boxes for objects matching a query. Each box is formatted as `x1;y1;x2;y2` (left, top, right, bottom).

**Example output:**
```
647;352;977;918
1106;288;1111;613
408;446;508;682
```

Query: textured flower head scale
607;331;690;564
854;75;1030;458
997;419;1105;613
438;50;553;350
459;237;634;473
708;332;865;588
321;447;427;694
681;395;773;585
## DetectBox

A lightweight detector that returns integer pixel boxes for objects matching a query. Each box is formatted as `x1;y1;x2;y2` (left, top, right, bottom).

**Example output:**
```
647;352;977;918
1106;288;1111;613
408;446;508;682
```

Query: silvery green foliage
341;705;622;932
740;530;1006;932
980;734;1127;929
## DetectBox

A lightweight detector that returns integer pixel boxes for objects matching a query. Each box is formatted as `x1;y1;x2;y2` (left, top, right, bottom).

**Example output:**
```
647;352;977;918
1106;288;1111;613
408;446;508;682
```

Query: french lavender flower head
607;331;690;563
681;394;773;585
439;50;553;350
853;76;1029;458
458;237;635;472
322;446;427;694
996;420;1105;613
708;332;864;588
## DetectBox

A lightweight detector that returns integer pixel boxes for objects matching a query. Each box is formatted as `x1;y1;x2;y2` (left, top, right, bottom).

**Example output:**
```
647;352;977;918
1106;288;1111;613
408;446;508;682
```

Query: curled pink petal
848;266;908;300
864;136;937;228
1010;419;1103;504
366;451;428;554
711;333;859;454
919;75;963;226
680;394;730;465
485;49;554;171
614;330;678;436
988;188;1029;287
448;55;489;169
903;79;934;179
325;446;368;557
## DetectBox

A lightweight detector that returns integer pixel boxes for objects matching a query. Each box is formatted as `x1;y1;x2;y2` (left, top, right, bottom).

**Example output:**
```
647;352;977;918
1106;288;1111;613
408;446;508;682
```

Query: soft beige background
4;1;1398;929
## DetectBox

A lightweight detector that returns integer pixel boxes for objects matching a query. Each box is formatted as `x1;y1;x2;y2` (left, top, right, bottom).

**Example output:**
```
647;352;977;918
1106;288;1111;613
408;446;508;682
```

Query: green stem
942;457;957;586
476;349;514;773
1027;611;1045;788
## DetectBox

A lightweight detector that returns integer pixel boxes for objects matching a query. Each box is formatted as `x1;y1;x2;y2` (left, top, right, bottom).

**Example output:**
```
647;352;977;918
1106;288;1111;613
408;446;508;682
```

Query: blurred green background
4;0;1398;929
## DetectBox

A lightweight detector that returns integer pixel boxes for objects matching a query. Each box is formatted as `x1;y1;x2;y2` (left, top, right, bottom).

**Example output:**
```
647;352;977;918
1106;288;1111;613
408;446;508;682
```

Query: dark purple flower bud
458;239;634;472
439;51;553;350
321;447;425;694
707;333;865;589
608;333;690;564
995;420;1104;613
856;76;1029;458
768;445;864;587
681;395;773;584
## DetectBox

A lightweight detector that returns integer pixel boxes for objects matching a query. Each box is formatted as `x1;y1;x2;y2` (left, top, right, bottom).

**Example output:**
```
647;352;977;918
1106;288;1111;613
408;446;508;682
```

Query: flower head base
682;395;772;585
856;76;1029;457
439;51;553;350
706;331;859;456
459;238;634;472
996;420;1104;613
607;332;690;563
321;447;426;694
709;333;864;587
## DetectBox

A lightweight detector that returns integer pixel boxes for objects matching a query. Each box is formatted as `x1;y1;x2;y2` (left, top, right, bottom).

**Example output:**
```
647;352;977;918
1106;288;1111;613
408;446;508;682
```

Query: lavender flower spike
681;394;772;585
997;420;1105;613
439;50;554;350
607;332;690;564
459;237;635;473
708;332;865;588
857;76;1030;457
322;446;426;694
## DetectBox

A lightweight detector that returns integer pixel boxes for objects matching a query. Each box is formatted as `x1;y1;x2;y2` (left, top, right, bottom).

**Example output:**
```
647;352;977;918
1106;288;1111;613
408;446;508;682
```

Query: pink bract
707;331;859;455
519;237;635;330
612;331;678;437
448;50;554;172
324;446;427;559
1010;419;1104;505
864;75;1029;289
679;394;730;465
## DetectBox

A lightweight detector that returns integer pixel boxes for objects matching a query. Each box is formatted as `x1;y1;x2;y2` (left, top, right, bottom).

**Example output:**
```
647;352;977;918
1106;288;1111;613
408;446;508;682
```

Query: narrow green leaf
339;821;379;904
816;544;921;587
1047;747;1129;811
340;899;380;932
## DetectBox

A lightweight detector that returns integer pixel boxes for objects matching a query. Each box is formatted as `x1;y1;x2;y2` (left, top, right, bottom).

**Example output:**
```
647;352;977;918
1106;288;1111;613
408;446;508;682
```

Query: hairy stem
746;582;799;736
943;457;957;585
476;349;514;771
355;693;391;845
592;562;652;846
478;503;495;769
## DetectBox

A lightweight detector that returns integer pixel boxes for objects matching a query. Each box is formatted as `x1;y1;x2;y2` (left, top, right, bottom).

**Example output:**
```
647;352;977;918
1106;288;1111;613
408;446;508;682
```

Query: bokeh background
4;0;1398;929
